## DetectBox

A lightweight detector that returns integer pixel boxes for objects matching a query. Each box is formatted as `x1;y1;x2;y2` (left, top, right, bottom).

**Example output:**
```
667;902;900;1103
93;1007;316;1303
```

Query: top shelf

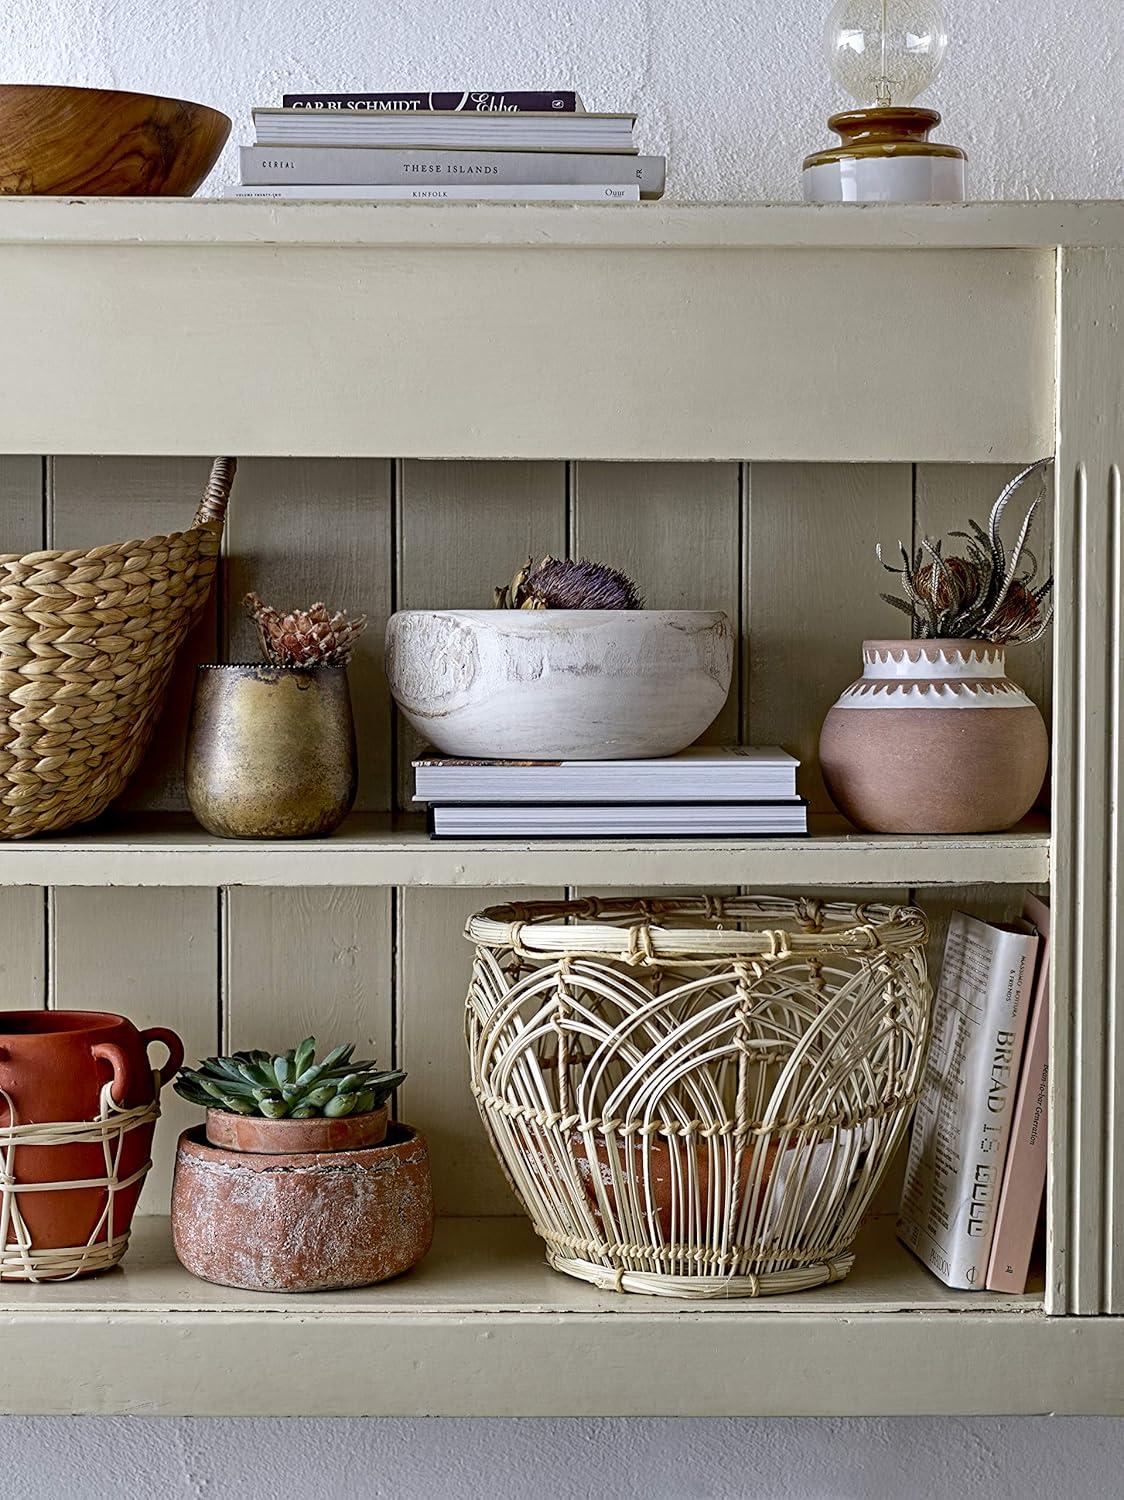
0;199;1060;461
1;198;1122;250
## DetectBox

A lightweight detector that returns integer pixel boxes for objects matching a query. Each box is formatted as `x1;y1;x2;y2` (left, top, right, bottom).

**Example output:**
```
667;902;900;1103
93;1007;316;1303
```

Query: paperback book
428;802;808;838
414;746;800;804
239;147;666;196
985;893;1050;1293
252;108;635;152
282;91;583;113
228;184;640;202
898;911;1040;1289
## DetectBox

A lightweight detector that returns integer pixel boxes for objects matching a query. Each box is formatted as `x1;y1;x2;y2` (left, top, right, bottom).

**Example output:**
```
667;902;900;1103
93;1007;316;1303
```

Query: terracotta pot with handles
0;1011;183;1273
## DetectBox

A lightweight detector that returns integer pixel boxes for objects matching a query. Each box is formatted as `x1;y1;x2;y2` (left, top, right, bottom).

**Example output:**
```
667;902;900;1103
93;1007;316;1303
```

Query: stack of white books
412;745;805;838
230;89;665;204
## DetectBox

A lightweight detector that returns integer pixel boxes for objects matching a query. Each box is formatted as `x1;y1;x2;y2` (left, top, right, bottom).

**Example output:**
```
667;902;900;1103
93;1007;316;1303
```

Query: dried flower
877;460;1053;644
244;593;368;667
493;556;644;610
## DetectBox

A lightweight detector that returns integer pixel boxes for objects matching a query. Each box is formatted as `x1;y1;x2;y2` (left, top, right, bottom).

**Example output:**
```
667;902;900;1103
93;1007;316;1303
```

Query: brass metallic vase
185;665;357;838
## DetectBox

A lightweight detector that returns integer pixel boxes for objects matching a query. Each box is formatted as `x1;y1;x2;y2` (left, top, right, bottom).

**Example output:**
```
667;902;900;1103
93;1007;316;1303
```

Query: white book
227;184;640;202
414;746;800;804
252;106;636;152
898;912;1040;1289
430;801;807;837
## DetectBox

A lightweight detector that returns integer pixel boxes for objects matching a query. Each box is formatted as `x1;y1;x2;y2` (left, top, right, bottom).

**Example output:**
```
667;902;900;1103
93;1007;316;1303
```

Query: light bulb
824;0;948;108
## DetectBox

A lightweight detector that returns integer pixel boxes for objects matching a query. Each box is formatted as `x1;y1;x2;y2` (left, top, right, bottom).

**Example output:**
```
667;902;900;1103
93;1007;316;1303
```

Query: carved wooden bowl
0;84;231;196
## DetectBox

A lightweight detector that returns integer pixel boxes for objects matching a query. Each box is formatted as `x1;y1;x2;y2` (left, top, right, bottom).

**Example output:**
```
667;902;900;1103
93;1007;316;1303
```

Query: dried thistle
877;460;1053;644
244;592;368;667
493;556;644;610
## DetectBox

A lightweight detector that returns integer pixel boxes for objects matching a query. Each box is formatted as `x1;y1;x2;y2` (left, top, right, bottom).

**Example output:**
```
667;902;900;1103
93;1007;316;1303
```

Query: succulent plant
174;1038;405;1119
493;555;644;610
877;460;1053;645
244;592;368;667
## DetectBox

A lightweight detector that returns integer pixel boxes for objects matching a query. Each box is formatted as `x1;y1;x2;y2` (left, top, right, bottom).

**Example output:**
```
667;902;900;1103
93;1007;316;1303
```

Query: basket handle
193;457;237;528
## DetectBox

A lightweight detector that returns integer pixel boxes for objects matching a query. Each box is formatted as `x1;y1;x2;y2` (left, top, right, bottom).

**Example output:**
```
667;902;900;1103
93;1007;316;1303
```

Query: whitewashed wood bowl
385;609;733;759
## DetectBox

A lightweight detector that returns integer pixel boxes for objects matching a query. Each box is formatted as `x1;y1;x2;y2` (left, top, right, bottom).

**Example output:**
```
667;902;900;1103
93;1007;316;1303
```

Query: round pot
819;639;1049;834
185;664;357;838
205;1104;388;1155
171;1121;434;1293
0;1011;183;1274
385;609;733;759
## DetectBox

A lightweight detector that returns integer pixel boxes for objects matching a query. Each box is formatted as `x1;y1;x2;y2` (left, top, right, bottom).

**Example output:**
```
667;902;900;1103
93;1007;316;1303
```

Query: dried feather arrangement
877;460;1053;644
493;556;644;610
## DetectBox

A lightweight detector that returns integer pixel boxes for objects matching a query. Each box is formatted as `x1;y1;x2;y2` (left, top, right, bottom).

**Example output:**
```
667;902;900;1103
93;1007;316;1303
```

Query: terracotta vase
819;638;1049;834
204;1103;388;1155
0;1011;183;1271
185;664;357;838
171;1121;434;1293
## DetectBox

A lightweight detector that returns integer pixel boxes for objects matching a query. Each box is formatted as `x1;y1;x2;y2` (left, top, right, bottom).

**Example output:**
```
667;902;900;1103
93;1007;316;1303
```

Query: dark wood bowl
0;84;231;196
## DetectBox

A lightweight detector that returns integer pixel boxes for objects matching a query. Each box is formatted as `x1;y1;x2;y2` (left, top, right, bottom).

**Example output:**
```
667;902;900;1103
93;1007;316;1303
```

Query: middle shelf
0;813;1050;888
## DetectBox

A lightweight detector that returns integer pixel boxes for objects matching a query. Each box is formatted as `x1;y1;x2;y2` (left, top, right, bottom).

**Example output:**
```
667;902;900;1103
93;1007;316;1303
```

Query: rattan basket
0;458;235;838
465;895;931;1298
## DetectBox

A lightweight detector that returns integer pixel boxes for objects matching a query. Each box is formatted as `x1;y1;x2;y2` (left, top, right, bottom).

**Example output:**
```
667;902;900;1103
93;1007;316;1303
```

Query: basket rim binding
466;894;928;962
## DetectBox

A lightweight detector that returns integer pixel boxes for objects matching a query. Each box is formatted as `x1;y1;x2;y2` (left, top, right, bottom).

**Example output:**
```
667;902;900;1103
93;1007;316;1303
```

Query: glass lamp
803;0;966;203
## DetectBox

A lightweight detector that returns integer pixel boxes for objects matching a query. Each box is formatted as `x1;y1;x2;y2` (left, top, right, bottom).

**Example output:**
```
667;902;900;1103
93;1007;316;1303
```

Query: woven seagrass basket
0;458;235;838
465;895;931;1298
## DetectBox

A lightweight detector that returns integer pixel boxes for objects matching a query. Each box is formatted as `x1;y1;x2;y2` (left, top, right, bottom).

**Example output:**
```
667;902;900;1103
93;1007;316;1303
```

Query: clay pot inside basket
171;1121;434;1293
569;1132;780;1241
0;1011;183;1267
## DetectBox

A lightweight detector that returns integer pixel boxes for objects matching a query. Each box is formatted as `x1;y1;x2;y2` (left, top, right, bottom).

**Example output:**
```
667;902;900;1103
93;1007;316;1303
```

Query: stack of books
898;894;1051;1294
413;746;805;838
231;89;666;203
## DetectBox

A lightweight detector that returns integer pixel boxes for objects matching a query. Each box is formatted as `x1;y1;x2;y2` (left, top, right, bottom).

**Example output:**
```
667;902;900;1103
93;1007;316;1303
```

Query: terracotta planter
185;663;357;838
0;1011;183;1275
819;638;1049;834
204;1103;388;1155
171;1122;434;1292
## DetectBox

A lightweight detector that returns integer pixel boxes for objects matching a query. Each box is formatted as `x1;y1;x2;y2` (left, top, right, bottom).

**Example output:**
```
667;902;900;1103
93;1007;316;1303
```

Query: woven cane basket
0;458;235;837
465;895;931;1298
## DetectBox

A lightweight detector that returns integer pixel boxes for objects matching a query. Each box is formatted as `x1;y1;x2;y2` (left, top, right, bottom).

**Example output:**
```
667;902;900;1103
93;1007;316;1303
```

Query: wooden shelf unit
0;199;1121;1416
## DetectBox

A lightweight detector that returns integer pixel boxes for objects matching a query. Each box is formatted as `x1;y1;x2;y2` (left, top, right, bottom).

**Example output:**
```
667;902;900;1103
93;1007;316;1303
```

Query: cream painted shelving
0;199;1121;1417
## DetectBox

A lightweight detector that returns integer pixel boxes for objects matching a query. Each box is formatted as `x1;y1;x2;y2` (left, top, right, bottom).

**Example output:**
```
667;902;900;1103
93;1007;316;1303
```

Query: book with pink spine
986;893;1051;1293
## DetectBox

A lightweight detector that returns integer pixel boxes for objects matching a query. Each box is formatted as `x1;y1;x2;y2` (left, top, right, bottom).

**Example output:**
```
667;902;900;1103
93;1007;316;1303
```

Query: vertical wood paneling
914;463;1053;720
222;461;396;1131
49;888;218;1212
48;456;219;811
396;461;565;1213
398;887;553;1217
47;459;220;1211
745;464;912;810
0;457;46;1009
224;888;393;1067
396;460;566;807
224;458;393;812
571;462;742;743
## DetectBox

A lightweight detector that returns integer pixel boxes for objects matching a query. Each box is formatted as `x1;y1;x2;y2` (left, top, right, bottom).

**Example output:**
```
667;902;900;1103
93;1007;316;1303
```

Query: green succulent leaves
174;1037;405;1120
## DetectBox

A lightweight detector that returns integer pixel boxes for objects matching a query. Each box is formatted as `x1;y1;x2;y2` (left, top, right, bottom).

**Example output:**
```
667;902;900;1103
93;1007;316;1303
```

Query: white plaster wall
5;0;1123;200
2;1;1124;1494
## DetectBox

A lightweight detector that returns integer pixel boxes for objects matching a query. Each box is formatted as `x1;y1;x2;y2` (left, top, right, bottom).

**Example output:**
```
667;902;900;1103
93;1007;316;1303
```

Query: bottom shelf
5;1214;1119;1417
